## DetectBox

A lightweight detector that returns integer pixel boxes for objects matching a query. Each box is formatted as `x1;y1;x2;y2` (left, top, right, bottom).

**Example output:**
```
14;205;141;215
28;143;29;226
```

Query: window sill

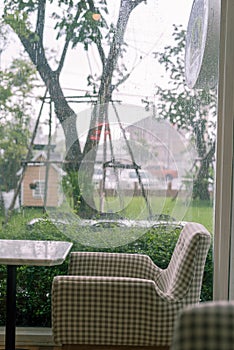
0;327;54;347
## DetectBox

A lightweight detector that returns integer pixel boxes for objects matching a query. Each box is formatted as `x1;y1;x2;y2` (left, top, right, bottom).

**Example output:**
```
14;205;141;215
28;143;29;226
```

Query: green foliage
108;226;182;270
0;212;213;326
153;24;217;200
200;244;213;302
4;0;108;53
0;58;37;191
51;1;108;50
62;171;81;212
62;170;97;217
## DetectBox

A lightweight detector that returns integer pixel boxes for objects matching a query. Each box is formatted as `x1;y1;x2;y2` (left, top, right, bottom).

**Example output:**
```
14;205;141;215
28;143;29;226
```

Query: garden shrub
0;216;213;327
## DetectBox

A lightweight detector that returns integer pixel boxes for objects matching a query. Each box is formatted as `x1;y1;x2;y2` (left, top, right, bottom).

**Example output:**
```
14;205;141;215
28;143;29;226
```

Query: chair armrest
68;252;161;280
153;283;192;302
52;275;161;346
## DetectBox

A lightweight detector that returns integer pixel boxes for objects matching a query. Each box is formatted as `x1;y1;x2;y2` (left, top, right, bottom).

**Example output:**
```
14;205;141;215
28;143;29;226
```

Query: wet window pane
0;0;219;326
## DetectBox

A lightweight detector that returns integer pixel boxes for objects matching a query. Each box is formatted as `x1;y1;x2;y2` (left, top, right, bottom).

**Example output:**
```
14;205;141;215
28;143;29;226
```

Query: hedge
0;218;213;327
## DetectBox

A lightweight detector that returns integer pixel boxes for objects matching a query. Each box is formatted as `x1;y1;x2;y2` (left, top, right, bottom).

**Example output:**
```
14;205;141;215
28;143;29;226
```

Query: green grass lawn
0;198;214;238
183;200;213;233
117;197;213;233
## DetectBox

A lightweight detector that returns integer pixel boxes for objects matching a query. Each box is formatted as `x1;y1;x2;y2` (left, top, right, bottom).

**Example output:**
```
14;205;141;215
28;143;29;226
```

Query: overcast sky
1;1;193;98
0;0;193;131
58;0;194;105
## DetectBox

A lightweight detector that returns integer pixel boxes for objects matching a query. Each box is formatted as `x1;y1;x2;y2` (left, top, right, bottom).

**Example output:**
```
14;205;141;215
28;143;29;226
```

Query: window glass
0;0;220;326
33;181;45;198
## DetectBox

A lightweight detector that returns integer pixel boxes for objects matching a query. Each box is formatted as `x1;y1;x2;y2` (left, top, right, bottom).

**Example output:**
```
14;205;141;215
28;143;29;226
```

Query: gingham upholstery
68;251;162;280
171;301;234;350
52;222;211;347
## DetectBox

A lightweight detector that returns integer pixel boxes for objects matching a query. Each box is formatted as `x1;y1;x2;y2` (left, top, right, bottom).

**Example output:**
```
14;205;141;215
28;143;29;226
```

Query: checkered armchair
171;301;234;350
52;222;211;349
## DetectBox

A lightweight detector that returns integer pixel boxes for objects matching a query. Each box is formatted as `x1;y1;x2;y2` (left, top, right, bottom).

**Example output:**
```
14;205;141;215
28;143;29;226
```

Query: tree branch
56;38;70;75
56;1;84;74
87;0;106;67
6;17;82;162
83;0;145;156
36;0;46;40
95;35;106;67
99;0;145;100
111;72;131;92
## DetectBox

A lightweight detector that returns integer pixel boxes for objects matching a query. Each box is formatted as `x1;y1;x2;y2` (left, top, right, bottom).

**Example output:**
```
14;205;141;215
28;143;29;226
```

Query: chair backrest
171;301;234;350
157;222;211;302
68;222;211;303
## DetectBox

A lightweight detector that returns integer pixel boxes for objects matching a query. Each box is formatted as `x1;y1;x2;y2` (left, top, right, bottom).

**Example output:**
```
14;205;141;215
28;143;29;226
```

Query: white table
0;239;73;350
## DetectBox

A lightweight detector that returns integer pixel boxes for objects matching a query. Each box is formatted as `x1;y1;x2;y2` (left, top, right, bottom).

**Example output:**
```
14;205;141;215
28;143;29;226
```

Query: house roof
17;151;67;176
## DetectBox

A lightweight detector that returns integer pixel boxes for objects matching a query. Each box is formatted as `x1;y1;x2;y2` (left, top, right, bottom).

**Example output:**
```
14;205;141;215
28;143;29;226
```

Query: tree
153;25;217;200
0;57;37;192
3;0;146;216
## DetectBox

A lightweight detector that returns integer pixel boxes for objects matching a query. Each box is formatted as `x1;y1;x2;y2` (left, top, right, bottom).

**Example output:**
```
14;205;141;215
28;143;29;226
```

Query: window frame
213;0;234;300
33;180;46;199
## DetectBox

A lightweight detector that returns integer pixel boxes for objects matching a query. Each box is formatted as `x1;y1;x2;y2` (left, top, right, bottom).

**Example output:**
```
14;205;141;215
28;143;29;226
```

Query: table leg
5;265;16;350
